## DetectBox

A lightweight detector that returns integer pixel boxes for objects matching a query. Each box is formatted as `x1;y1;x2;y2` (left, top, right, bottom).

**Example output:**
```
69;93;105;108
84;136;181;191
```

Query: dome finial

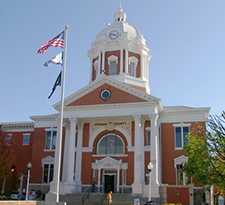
114;2;127;22
118;1;122;12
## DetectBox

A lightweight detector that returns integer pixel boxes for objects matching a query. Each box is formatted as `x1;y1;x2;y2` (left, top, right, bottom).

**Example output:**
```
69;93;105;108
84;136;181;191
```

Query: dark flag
48;71;62;99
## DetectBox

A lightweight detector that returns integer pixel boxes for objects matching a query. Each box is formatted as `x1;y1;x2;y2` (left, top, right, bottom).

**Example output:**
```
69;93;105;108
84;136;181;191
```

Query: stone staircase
59;193;148;205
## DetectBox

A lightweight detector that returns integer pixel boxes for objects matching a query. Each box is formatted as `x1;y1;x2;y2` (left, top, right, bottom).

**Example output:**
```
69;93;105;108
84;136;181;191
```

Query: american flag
37;31;64;54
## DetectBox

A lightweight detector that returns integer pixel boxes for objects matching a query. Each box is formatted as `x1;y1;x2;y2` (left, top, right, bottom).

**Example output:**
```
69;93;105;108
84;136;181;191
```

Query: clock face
109;30;119;40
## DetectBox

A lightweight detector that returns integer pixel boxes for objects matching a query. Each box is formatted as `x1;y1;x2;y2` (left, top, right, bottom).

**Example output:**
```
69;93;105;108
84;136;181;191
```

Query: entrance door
104;175;115;193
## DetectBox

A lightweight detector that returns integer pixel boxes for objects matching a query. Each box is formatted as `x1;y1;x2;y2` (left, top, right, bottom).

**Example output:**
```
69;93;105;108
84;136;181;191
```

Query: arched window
128;56;138;77
108;55;118;75
97;133;124;155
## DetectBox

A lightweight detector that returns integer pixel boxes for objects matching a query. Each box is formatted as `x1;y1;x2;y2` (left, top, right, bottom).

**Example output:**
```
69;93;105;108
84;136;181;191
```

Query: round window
100;89;111;100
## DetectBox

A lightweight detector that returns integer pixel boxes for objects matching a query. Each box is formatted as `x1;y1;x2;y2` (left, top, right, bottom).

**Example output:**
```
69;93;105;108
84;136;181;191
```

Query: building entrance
104;175;115;192
103;170;116;193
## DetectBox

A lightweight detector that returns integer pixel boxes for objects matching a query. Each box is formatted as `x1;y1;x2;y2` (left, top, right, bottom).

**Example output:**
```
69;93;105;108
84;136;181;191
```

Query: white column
102;51;105;74
141;119;145;183
66;118;77;182
141;53;144;79
98;51;101;77
89;58;93;83
62;123;70;182
97;169;101;192
125;49;128;74
132;115;144;194
149;114;159;185
120;49;123;75
75;122;84;192
117;169;120;192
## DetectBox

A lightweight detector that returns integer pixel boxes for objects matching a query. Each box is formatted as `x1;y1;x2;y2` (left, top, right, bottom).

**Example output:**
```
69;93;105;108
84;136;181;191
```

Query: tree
0;128;15;182
183;111;225;204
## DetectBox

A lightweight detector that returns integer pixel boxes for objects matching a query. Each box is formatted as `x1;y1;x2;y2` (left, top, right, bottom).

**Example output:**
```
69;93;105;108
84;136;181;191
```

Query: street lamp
25;162;32;200
148;162;153;202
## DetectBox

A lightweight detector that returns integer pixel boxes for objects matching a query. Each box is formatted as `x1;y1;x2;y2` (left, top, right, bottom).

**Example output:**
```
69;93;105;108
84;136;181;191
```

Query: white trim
173;123;191;127
107;55;118;65
92;154;128;157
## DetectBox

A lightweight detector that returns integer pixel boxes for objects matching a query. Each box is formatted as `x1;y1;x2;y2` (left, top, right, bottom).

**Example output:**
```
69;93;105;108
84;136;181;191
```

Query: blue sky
0;0;224;122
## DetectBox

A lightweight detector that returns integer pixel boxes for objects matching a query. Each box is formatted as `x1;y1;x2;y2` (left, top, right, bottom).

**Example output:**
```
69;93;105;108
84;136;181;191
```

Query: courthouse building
1;6;212;205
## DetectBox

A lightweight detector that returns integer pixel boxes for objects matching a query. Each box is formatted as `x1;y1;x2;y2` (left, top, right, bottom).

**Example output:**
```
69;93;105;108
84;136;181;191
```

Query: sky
0;0;224;123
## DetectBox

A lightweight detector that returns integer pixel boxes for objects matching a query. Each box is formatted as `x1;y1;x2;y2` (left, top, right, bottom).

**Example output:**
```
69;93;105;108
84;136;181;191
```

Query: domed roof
92;5;147;48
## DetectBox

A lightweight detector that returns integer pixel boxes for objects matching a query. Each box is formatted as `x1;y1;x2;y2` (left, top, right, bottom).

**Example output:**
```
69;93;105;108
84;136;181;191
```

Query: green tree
0;129;15;181
183;111;225;204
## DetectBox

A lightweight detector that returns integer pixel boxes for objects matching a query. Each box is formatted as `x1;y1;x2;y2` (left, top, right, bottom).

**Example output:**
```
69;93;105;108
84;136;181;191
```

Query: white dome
92;6;147;48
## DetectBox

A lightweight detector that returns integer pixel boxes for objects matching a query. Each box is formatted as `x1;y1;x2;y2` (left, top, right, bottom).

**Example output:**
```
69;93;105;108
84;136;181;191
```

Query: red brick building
0;6;212;205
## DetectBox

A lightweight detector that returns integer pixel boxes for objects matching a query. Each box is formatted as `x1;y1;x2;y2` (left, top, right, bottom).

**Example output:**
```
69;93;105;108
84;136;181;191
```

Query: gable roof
53;75;162;111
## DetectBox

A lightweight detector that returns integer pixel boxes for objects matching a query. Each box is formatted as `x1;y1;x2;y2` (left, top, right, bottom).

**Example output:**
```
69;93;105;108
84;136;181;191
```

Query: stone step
59;193;147;205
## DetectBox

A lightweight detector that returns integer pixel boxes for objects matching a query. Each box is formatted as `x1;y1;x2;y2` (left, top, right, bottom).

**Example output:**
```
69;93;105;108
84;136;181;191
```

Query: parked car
28;191;37;200
10;191;19;200
10;191;26;200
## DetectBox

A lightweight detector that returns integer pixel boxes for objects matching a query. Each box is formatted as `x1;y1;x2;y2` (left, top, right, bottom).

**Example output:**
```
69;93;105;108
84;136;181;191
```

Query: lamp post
148;162;153;202
25;162;32;201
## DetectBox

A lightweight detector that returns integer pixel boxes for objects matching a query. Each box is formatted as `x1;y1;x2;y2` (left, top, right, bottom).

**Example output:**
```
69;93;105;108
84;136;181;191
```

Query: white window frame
128;57;138;77
44;128;57;151
22;133;30;146
42;156;54;184
173;123;190;150
108;55;118;75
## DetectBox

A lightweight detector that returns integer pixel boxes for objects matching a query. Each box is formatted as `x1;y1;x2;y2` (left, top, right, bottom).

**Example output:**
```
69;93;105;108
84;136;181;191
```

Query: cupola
87;5;152;94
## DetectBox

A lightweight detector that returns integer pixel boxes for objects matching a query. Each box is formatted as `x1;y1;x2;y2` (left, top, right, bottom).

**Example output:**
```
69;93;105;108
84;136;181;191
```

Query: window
174;124;190;149
97;133;124;155
108;55;118;75
109;61;117;75
94;60;99;76
129;57;138;77
6;134;12;145
146;128;151;146
43;164;54;183
174;155;190;185
23;134;30;145
45;129;57;150
129;62;135;76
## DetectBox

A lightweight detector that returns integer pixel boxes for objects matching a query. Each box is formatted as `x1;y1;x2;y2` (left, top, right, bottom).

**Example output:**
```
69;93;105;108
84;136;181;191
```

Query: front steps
59;193;148;205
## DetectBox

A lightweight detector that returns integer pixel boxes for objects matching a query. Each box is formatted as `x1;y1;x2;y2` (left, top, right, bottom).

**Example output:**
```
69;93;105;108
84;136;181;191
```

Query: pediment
96;156;122;166
174;155;188;166
53;75;161;110
42;156;54;164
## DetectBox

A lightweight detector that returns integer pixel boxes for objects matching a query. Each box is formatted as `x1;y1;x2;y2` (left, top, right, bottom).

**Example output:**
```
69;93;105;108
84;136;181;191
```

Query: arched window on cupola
97;133;124;155
108;55;118;75
94;60;99;77
129;56;138;77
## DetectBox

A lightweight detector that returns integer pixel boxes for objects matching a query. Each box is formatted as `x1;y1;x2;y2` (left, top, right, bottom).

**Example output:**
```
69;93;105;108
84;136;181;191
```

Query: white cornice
63;101;159;111
0;121;34;131
160;106;210;123
30;114;58;121
162;106;210;115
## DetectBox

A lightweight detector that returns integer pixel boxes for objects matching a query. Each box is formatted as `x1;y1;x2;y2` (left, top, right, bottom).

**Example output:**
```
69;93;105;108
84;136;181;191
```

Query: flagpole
53;25;68;202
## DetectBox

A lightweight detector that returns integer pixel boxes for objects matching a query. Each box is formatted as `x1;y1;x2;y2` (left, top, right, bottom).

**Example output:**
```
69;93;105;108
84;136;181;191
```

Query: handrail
100;185;111;205
81;185;93;205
